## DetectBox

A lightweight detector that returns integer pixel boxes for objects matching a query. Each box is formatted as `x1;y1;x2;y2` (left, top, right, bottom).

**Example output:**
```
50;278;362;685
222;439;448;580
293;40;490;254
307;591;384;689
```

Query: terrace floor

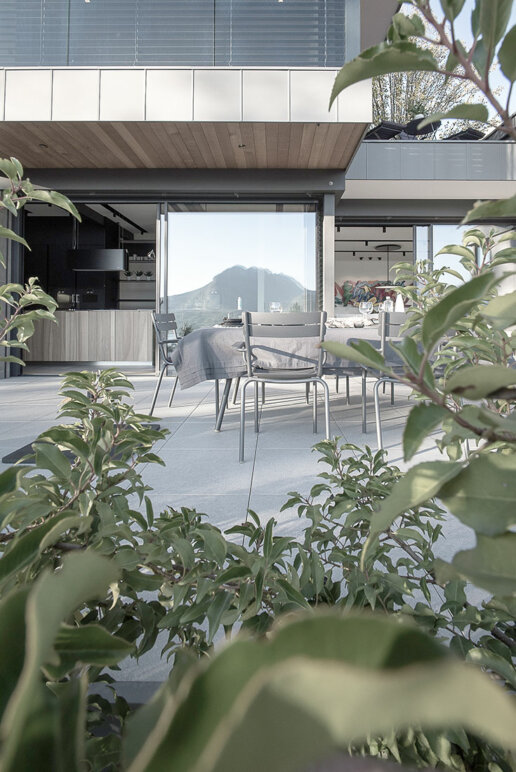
0;370;477;695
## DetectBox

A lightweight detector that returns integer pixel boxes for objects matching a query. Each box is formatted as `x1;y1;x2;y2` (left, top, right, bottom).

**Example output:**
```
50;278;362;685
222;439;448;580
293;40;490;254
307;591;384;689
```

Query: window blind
0;0;346;68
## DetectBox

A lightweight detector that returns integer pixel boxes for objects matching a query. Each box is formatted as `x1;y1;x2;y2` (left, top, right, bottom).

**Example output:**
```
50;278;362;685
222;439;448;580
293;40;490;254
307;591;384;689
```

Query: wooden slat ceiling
0;121;366;170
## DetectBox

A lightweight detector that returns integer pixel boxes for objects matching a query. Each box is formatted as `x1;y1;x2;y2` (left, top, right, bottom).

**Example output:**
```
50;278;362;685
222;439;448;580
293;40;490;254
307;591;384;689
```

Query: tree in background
372;6;493;138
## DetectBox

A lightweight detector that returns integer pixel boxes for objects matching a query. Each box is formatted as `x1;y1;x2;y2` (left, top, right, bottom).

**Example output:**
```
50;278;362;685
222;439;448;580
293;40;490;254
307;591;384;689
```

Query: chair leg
335;374;339;393
382;381;386;394
374;378;384;450
232;377;240;405
239;378;252;462
346;375;350;405
316;377;331;440
305;382;310;404
361;369;367;433
167;376;178;407
254;381;259;433
312;381;318;434
261;381;265;404
215;379;232;431
150;362;167;416
390;380;395;405
214;379;220;421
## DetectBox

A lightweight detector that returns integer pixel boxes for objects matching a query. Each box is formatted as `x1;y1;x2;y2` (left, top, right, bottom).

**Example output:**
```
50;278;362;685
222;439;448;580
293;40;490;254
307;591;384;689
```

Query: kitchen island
24;309;153;364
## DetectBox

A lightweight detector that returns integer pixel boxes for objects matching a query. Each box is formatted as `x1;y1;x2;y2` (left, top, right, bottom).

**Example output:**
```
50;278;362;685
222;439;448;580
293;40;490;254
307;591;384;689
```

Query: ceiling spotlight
238;143;246;148
378;256;382;260
353;251;356;256
382;226;387;233
368;256;373;260
359;256;364;261
365;241;368;246
39;143;48;149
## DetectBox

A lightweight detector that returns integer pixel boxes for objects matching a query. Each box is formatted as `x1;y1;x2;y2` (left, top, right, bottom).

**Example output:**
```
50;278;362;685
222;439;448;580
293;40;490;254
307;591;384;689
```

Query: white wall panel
146;70;193;120
1;67;373;125
100;70;145;120
5;70;52;120
290;70;338;122
242;70;288;121
193;70;241;121
52;70;100;121
337;80;372;123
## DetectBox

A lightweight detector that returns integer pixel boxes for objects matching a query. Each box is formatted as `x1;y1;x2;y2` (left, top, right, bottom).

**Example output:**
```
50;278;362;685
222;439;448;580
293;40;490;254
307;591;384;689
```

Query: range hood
68;248;128;272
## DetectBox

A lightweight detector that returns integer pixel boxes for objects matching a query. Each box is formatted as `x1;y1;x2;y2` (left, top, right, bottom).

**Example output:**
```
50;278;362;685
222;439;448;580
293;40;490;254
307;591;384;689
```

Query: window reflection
166;206;316;331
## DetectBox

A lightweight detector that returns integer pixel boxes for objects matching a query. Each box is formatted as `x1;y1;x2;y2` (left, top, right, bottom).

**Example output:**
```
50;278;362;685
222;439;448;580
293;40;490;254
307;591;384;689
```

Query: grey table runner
170;326;381;389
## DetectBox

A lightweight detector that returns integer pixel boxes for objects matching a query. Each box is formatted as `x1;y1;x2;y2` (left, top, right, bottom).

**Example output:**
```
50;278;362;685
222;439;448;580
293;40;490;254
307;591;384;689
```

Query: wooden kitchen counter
24;309;153;363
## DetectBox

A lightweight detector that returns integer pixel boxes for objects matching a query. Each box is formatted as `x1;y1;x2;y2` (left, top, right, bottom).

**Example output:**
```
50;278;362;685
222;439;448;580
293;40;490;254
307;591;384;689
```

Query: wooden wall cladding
25;310;153;363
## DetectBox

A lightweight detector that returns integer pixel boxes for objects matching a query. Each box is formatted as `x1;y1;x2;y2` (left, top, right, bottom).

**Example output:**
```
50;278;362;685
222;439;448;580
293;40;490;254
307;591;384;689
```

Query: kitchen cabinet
25;310;153;363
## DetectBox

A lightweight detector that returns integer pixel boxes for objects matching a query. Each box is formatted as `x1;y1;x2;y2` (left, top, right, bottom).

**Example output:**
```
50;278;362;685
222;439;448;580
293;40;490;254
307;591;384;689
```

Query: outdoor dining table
169;323;380;431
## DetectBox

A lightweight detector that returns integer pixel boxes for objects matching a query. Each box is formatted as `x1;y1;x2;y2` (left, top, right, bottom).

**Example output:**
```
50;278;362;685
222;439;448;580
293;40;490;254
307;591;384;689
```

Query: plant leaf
330;42;438;107
417;103;489;129
451;533;516;597
0;552;119;772
421;272;498;351
0;227;29;249
477;0;512;51
445;364;516;399
439;453;516;535
403;404;448;461
24;189;81;220
440;0;467;21
323;340;389;372
362;461;464;566
481;291;516;328
125;614;516;772
463;194;516;223
498;24;516;81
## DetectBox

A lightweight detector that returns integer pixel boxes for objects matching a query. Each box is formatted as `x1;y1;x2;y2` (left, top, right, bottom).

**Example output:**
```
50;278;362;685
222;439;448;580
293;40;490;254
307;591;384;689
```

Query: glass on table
358;300;373;318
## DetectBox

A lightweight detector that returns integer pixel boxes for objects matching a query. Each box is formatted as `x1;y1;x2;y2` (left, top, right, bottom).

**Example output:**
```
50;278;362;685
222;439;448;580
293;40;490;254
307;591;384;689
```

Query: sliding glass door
162;203;317;333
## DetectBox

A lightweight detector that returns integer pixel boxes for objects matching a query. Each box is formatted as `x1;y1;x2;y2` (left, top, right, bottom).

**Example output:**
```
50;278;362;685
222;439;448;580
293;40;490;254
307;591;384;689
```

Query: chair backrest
242;311;327;377
378;311;406;356
152;312;179;362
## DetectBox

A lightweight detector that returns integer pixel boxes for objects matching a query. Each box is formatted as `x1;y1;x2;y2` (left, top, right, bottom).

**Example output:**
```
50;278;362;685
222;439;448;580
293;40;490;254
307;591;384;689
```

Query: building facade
0;0;513;373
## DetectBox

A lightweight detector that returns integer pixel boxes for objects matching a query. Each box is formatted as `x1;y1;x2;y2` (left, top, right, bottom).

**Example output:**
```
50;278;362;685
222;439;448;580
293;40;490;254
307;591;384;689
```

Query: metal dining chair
239;311;330;462
150;311;181;416
372;311;407;449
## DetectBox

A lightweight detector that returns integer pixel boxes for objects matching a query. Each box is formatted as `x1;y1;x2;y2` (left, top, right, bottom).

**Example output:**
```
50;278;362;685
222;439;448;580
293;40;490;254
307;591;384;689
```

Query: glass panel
334;226;414;313
0;0;345;67
166;205;316;332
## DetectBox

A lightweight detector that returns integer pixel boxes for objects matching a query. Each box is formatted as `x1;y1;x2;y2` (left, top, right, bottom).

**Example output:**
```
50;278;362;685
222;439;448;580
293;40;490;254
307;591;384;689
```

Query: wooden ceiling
0;121;366;170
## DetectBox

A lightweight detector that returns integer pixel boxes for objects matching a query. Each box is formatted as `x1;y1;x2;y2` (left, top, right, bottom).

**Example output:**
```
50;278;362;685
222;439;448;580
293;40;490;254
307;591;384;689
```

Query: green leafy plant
0;550;131;772
323;231;516;645
0;157;80;366
123;613;516;772
1;362;514;768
